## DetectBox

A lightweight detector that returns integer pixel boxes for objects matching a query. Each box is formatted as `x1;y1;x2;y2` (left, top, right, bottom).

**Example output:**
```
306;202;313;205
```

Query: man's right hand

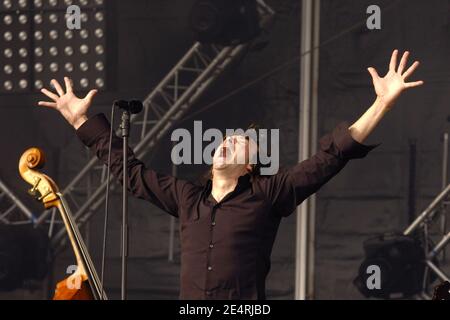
38;77;98;130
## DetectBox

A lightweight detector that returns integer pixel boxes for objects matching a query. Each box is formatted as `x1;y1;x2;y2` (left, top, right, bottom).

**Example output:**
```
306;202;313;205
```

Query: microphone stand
120;110;130;300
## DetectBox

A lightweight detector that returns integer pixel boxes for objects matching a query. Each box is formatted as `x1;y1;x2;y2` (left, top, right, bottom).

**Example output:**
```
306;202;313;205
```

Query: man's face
212;135;257;172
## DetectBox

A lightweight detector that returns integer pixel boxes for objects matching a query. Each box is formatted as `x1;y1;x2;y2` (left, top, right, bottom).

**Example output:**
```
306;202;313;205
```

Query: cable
99;104;115;295
180;0;404;122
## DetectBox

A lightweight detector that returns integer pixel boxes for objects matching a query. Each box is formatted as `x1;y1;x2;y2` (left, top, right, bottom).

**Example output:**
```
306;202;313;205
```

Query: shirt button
209;243;214;249
207;266;213;271
211;221;216;226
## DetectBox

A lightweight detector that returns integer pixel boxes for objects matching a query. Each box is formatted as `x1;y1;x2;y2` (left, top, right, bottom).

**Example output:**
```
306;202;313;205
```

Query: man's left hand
367;50;424;110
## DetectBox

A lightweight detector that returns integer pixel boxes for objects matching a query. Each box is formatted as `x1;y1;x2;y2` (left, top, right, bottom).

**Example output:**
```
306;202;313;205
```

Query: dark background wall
0;0;449;299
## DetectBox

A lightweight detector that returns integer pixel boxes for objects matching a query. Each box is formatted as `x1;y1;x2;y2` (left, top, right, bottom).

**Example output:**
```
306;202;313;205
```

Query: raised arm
267;50;424;216
38;77;192;217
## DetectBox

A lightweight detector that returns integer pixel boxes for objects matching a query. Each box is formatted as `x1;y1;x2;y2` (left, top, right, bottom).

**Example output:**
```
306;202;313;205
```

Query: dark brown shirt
77;113;379;300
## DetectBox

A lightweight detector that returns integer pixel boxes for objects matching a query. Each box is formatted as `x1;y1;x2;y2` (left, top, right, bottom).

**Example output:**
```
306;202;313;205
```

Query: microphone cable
99;103;116;296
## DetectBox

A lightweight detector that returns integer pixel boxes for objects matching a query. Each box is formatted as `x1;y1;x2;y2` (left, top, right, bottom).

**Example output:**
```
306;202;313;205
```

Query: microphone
114;100;143;114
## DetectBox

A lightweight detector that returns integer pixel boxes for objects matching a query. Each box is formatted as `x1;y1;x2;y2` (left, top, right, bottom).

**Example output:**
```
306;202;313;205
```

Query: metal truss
29;1;275;251
404;183;450;299
403;132;450;299
0;177;36;225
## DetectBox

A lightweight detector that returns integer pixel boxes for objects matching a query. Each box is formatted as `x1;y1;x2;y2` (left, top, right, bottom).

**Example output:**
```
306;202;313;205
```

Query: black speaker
354;233;427;299
0;225;50;291
189;0;261;45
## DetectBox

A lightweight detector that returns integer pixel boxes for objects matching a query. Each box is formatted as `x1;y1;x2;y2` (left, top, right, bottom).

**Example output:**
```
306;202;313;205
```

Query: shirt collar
204;173;252;204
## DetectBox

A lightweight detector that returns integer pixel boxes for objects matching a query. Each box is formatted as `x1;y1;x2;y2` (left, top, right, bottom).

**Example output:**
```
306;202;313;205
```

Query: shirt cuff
76;113;111;147
332;121;381;159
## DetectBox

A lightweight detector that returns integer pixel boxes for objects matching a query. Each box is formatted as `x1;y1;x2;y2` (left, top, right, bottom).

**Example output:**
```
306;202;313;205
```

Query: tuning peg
28;188;39;198
29;177;41;193
37;189;52;201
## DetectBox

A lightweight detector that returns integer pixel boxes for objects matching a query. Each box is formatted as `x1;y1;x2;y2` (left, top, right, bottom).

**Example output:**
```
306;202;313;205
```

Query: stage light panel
1;0;109;94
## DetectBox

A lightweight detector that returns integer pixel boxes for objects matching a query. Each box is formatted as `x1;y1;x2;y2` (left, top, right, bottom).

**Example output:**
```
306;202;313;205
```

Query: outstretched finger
397;51;409;74
403;61;420;80
84;89;98;102
51;79;64;96
389;49;399;72
64;77;73;93
367;67;380;81
405;80;424;89
38;101;57;109
40;88;59;102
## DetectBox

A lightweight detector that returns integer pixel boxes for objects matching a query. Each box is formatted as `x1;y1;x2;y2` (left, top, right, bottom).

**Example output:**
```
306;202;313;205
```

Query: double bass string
60;195;104;299
60;194;104;299
58;193;107;300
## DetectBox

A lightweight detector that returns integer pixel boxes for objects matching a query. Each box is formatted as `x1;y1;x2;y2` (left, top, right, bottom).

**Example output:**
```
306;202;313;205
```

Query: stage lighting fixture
353;233;429;299
189;0;261;46
0;0;109;94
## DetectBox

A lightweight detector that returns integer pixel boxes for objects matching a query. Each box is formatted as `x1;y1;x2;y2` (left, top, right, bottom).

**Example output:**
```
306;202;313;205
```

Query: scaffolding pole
295;0;321;300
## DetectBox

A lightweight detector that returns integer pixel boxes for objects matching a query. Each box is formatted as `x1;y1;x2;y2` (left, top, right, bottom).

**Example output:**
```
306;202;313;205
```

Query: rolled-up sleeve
76;113;111;147
330;121;380;159
266;121;380;217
